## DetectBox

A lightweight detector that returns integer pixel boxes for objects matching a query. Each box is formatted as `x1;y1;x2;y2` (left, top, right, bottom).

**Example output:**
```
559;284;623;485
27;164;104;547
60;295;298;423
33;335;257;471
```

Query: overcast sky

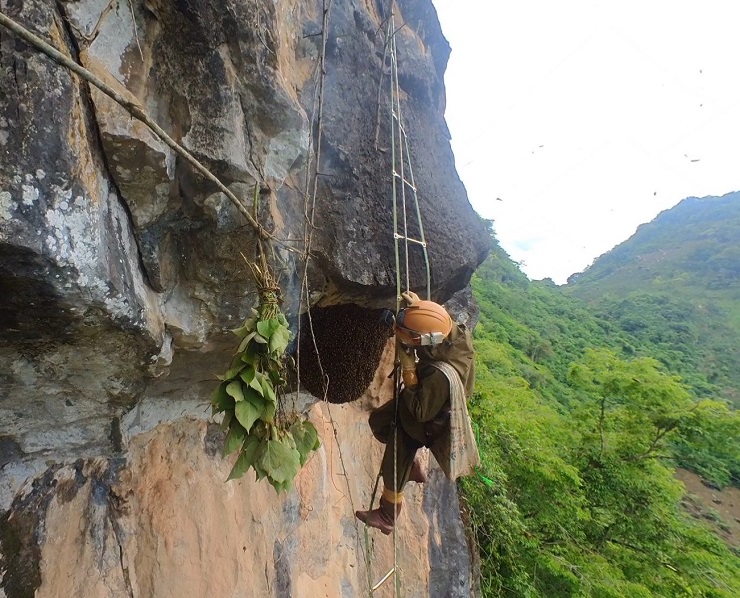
431;0;740;283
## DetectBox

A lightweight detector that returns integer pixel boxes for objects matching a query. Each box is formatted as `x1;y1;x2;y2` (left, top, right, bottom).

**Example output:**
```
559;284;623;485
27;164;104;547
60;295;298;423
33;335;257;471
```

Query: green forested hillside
464;239;740;597
566;192;740;404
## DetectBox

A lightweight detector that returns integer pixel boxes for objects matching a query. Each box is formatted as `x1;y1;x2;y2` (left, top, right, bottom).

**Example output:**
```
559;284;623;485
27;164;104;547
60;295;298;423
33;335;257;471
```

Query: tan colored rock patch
37;461;130;598
33;395;445;597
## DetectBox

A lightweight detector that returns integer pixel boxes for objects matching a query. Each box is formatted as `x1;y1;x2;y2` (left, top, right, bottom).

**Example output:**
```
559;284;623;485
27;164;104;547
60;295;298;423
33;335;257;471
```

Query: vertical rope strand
402;133;431;300
391;24;411;295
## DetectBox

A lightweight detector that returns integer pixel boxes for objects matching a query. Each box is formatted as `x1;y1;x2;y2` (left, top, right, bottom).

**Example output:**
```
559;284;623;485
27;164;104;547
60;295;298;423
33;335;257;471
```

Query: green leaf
226;451;250;481
242;434;262;464
240;367;256;386
243;386;266;411
220;410;233;431
235;399;262;432
261;400;276;423
220;363;246;381
212;382;235;414
269;478;293;494
225;380;245;402
261;377;276;403
256;319;270;338
231;326;249;339
231;317;257;338
268;369;287;387
223;420;247;456
237;331;257;353
283;431;297;450
257;319;279;340
253;333;268;345
252;439;269;480
226;435;261;481
291;421;320;465
257;438;301;484
249;371;265;395
269;324;292;355
277;313;289;328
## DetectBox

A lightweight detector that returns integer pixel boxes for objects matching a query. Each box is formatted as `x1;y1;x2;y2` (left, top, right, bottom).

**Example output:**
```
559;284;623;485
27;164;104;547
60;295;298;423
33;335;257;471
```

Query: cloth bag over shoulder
428;361;481;480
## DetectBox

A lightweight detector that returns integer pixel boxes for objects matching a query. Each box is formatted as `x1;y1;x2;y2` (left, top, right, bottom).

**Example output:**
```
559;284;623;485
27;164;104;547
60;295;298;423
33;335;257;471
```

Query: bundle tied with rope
211;186;321;493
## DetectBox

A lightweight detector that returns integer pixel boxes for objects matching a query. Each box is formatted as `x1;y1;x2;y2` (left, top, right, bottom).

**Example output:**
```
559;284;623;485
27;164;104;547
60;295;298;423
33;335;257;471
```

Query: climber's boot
409;456;427;484
355;491;402;535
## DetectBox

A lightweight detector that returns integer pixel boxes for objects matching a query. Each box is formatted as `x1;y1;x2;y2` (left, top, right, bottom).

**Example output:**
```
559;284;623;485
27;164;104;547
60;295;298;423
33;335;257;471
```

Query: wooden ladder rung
371;567;396;592
393;233;426;247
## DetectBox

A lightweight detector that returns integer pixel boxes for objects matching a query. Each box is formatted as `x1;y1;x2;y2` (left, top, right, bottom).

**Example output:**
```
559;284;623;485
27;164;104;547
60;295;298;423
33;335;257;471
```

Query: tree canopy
463;234;739;597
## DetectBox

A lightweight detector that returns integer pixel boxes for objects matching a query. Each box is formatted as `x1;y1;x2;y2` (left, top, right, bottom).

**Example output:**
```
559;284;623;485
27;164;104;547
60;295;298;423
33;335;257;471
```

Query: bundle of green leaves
212;308;320;492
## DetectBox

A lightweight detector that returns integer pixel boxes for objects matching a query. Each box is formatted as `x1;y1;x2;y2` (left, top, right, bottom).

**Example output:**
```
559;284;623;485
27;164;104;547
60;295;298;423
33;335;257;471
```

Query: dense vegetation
462;230;740;596
567;191;740;405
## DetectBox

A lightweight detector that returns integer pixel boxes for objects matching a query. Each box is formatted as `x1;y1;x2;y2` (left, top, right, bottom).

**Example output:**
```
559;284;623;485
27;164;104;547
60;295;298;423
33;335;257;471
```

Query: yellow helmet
395;300;452;346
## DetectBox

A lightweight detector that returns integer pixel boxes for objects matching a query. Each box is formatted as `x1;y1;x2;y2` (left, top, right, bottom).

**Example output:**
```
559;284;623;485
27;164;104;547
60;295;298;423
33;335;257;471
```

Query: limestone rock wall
2;344;474;598
0;0;487;596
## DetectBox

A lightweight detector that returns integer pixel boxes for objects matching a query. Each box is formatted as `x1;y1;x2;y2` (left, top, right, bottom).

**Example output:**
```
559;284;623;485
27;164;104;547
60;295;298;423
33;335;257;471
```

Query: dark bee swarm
297;304;393;404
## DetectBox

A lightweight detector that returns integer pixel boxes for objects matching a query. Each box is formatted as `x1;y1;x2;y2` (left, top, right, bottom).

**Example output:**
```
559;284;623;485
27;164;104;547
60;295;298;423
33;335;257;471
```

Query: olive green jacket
398;322;475;447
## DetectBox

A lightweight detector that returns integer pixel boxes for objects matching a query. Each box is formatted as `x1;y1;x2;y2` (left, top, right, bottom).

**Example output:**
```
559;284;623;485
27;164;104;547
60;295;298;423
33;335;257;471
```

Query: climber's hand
401;291;421;306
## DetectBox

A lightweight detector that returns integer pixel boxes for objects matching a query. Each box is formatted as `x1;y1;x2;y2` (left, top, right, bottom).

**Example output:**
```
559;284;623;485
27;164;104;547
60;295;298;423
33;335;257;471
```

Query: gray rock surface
0;0;489;595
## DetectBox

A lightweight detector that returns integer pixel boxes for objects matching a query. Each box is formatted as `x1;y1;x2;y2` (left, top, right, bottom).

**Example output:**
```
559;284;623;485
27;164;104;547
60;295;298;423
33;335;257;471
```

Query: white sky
431;0;740;283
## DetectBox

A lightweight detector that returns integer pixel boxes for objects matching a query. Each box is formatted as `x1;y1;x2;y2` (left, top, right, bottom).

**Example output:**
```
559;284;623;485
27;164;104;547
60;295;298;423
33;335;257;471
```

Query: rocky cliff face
0;1;488;596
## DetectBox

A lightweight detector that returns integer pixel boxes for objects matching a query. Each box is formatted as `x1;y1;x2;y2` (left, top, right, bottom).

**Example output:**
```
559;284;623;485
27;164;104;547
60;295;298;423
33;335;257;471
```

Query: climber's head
394;300;452;347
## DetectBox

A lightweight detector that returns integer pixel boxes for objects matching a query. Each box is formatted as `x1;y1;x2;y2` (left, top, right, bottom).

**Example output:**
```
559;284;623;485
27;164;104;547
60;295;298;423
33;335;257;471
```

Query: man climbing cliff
355;292;480;535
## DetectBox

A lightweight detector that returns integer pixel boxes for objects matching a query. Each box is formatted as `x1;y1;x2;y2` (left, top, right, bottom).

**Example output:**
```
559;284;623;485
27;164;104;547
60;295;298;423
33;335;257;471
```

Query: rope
297;0;332;406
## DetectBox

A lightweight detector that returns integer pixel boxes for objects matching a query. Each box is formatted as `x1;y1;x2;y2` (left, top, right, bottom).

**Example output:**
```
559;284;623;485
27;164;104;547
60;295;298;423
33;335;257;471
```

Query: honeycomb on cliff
296;304;392;404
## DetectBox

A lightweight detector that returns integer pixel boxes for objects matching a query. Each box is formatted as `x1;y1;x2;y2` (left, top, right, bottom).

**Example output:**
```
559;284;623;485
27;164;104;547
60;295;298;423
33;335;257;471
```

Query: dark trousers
369;400;424;493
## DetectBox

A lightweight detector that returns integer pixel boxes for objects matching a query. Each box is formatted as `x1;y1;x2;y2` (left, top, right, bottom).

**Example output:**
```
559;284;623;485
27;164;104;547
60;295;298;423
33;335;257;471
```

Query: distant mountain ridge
566;191;740;403
568;191;740;290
